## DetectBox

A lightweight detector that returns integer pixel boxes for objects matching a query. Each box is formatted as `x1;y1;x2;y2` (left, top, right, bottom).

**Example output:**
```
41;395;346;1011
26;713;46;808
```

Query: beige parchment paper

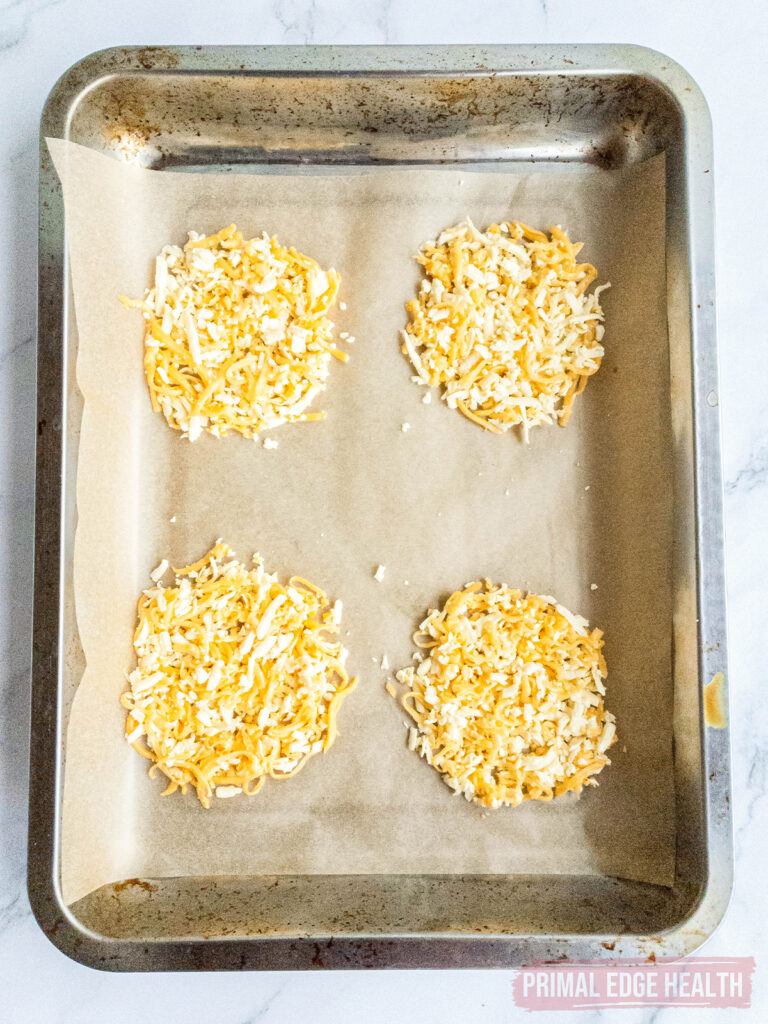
49;139;675;905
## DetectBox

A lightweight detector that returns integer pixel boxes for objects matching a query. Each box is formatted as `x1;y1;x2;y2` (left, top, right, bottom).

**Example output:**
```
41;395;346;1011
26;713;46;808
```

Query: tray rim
31;42;732;971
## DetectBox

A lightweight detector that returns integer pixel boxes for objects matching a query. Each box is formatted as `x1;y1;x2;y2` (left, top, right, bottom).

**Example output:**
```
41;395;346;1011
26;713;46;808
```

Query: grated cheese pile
393;582;615;808
402;220;609;441
121;542;357;807
122;224;345;441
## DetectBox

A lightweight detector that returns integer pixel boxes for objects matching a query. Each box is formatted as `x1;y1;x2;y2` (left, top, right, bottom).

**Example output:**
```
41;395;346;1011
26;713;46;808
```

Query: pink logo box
513;958;755;1011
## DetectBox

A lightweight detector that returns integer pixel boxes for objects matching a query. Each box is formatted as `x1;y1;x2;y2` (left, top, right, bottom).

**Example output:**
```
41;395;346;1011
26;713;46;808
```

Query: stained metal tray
31;44;732;970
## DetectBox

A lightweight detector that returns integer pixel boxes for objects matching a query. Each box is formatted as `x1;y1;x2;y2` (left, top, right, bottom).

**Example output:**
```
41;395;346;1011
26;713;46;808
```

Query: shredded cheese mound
393;582;615;808
121;542;357;807
403;220;609;440
121;224;345;440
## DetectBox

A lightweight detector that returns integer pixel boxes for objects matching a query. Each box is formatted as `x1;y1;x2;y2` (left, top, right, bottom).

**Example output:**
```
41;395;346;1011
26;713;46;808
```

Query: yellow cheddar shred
402;220;609;441
392;582;615;808
121;225;345;441
121;543;357;807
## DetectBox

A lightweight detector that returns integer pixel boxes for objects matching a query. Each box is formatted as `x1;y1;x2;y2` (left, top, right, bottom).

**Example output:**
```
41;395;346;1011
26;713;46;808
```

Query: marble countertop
1;2;765;1021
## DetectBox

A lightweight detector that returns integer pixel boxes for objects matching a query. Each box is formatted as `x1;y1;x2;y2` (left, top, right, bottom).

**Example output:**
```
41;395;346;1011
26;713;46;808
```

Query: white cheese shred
149;559;169;583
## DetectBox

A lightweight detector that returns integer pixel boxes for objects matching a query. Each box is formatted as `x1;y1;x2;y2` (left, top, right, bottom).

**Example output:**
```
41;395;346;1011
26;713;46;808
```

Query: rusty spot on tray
99;77;167;163
432;78;488;109
133;47;181;71
102;97;162;162
112;878;158;894
602;939;617;951
704;672;727;729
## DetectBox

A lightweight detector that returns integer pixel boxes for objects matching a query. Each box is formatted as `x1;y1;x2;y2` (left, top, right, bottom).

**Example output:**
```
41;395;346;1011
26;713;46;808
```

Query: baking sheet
49;139;675;906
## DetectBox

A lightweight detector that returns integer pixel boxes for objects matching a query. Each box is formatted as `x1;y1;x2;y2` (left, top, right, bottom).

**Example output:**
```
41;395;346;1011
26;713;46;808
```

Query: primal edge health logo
512;958;755;1011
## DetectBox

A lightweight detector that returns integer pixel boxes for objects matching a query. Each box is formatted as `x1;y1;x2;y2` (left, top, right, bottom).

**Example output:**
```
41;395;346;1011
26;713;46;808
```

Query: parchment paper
49;139;676;906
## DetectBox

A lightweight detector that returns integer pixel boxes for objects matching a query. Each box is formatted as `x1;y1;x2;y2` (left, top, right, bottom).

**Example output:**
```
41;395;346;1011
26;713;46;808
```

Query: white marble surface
1;1;766;1020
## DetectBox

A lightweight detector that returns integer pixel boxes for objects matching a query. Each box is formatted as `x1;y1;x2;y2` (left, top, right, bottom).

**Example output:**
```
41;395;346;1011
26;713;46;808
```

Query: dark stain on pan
111;878;158;894
100;85;164;161
585;144;618;169
132;47;181;71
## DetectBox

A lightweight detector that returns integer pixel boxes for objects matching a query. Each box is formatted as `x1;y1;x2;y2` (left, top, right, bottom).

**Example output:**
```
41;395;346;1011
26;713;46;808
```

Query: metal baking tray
32;44;732;970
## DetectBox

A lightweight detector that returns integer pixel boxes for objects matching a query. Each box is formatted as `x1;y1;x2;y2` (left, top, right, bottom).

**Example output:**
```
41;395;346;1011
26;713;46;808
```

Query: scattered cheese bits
402;219;608;440
401;422;411;432
121;542;357;808
262;437;279;450
122;224;346;441
373;564;386;582
393;582;615;808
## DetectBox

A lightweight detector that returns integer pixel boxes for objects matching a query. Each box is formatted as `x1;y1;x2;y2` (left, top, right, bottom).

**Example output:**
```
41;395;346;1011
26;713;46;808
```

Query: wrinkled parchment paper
48;139;675;905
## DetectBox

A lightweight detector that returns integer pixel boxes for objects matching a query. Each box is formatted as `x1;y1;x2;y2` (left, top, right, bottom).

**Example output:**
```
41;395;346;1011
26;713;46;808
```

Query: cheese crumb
150;559;169;582
422;391;432;404
339;301;347;311
262;437;279;450
170;516;177;524
373;564;386;582
401;422;411;432
591;583;598;590
381;654;390;670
